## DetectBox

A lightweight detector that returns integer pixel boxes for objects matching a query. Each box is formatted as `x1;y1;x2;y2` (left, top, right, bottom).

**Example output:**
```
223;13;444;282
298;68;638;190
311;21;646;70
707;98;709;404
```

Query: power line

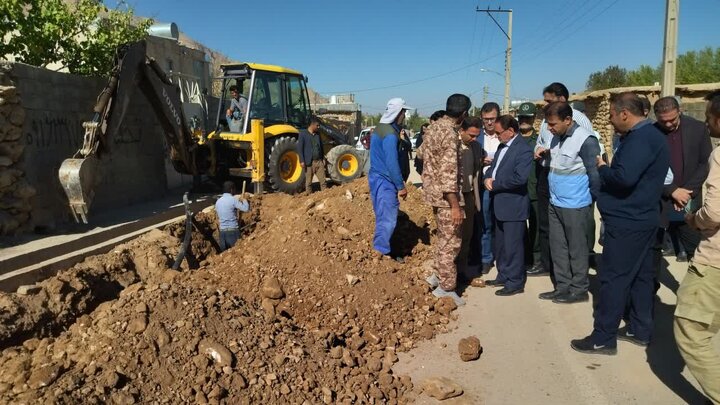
320;50;506;94
517;0;621;64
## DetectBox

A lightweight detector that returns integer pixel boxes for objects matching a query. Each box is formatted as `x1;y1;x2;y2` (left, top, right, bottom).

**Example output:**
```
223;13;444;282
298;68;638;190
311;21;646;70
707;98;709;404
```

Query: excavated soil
0;179;457;404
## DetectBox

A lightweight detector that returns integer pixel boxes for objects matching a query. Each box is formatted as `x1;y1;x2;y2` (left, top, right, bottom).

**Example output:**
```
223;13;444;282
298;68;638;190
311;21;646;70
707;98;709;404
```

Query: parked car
355;127;374;150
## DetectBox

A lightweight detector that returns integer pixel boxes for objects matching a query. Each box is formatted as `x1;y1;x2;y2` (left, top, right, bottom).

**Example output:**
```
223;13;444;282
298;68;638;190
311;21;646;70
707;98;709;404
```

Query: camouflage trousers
433;206;462;291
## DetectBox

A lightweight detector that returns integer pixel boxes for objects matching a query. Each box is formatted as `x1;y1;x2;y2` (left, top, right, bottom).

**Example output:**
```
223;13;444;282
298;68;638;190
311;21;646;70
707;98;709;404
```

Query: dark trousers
525;198;540;266
481;189;494;264
536;166;554;279
549;204;591;295
219;229;239;251
468;199;484;270
667;220;701;257
494;219;527;291
591;224;657;346
586;202;597;253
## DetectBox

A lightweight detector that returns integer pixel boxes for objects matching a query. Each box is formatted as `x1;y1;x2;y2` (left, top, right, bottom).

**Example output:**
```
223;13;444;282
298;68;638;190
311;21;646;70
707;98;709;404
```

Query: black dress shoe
481;263;494;274
570;336;617;355
617;326;649;347
527;263;549;276
553;292;589;304
676;252;688;262
495;287;524;296
538;290;560;300
484;279;505;287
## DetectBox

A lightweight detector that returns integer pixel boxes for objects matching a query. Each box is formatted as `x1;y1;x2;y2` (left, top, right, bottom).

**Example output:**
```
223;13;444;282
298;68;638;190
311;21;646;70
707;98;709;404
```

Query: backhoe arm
58;40;198;223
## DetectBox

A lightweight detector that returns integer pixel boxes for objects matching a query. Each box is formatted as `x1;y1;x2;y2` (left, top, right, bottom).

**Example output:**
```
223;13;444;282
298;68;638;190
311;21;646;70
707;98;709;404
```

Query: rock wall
0;62;170;235
0;65;35;235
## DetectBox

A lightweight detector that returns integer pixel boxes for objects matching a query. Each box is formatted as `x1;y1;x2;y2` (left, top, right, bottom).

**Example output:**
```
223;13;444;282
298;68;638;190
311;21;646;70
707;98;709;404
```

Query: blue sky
129;0;719;115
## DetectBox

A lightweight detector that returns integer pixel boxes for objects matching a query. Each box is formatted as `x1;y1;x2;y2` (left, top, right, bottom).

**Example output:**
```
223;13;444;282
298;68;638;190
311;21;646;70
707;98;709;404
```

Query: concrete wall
2;62;169;233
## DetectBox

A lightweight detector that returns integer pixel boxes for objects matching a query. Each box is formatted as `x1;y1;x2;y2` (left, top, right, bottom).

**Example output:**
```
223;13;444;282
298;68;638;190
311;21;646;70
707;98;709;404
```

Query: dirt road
397;161;715;404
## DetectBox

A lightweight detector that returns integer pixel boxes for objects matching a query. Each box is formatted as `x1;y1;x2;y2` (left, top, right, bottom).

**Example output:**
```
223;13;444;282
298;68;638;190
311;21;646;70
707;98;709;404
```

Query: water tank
147;23;179;41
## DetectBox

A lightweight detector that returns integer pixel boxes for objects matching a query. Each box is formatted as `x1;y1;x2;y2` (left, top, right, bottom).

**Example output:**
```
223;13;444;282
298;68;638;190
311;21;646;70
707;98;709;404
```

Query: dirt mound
0;212;219;349
0;179;457;403
208;180;449;352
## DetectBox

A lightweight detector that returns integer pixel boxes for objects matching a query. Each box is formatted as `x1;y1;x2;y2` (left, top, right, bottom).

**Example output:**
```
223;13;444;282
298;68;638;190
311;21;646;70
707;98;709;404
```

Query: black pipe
172;192;192;270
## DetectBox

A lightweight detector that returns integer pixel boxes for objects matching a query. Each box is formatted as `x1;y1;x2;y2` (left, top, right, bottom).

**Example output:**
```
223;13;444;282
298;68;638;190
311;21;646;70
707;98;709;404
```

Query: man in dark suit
654;97;712;261
483;115;533;296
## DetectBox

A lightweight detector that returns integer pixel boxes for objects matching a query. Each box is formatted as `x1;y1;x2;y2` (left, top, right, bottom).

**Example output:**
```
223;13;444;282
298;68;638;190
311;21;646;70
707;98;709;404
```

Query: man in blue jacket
369;98;412;259
572;92;670;355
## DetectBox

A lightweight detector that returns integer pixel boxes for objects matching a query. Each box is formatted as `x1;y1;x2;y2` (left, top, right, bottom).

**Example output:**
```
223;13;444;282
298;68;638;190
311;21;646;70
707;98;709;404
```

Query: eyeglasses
482;117;497;123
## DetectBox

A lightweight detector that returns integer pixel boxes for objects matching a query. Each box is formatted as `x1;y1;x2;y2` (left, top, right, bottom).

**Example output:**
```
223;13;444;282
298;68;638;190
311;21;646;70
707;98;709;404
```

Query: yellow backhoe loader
58;41;364;223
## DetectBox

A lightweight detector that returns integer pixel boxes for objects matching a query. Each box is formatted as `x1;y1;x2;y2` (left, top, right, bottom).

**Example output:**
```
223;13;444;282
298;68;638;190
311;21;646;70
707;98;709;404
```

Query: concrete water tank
147;23;179;40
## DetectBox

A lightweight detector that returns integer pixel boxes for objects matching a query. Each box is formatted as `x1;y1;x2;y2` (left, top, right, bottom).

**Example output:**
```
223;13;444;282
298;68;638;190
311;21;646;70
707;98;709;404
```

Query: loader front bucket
58;157;99;224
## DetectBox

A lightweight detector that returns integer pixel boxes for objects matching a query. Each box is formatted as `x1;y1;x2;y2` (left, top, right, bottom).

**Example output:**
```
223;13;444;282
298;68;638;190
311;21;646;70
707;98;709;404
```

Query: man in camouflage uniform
422;94;471;306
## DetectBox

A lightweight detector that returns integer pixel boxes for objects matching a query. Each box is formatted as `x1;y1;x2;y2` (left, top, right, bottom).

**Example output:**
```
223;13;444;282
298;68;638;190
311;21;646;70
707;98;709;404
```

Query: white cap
380;97;413;124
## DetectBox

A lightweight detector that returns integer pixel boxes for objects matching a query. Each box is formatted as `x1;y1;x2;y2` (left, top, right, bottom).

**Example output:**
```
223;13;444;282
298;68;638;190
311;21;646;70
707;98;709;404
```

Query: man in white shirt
472;102;501;275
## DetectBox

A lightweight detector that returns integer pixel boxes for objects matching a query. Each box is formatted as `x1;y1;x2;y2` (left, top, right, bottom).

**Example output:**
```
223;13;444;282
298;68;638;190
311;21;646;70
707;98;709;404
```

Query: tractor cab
216;63;311;134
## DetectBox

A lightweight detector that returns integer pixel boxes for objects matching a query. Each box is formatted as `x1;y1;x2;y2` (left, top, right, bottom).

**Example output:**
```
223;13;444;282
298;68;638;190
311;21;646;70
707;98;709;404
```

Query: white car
355;127;374;150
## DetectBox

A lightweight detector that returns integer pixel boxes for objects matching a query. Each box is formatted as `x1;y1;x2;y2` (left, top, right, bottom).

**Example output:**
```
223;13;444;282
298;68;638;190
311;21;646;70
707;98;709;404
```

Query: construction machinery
58;40;364;223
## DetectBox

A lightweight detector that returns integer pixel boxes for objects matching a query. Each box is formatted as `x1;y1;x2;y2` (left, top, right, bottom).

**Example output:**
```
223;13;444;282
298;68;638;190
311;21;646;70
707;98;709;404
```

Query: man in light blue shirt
215;181;250;251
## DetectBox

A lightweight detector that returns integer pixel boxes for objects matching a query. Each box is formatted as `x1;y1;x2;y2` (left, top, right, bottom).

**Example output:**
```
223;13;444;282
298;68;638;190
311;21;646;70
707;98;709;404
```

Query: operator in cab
215;181;250;251
226;85;248;133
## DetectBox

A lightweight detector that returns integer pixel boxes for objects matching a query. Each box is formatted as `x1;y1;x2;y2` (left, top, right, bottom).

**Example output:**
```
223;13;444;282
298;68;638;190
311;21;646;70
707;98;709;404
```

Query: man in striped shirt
530;83;594;289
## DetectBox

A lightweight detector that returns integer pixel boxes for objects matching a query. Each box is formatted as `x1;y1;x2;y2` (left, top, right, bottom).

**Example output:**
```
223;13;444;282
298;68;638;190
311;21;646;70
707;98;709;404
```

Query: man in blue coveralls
369;97;413;260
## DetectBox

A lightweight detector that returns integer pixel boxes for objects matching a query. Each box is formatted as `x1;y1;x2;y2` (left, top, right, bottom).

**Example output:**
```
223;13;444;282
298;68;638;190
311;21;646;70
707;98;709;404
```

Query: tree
587;47;720;91
676;47;720;85
586;65;628;91
405;112;426;132
626;64;660;86
0;0;152;76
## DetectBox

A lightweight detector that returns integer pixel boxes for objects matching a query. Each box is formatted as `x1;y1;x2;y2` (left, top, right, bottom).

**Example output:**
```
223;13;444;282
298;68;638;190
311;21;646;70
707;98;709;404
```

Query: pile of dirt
0;179;458;403
0;212;219;349
208;180;453;351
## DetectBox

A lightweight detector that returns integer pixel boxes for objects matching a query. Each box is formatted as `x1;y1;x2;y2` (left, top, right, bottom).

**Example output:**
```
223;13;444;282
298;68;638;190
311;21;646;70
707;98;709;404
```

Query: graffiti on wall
24;111;148;152
24;113;83;150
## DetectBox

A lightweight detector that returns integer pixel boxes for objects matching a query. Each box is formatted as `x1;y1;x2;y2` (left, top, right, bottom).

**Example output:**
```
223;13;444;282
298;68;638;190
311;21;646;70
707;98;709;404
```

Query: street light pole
477;7;513;114
661;0;679;97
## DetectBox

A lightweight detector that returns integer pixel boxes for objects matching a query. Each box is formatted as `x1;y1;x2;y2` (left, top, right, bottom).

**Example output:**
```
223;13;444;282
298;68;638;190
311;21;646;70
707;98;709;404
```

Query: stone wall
0;66;35;235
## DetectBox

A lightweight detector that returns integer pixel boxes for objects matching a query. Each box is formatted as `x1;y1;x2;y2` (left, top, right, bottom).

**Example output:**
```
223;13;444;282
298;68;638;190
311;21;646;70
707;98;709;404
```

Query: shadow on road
647;298;706;404
590;254;705;403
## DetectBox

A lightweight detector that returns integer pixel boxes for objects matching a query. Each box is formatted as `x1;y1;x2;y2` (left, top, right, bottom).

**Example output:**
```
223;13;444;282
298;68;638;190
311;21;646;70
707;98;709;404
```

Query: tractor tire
267;136;305;194
326;144;363;184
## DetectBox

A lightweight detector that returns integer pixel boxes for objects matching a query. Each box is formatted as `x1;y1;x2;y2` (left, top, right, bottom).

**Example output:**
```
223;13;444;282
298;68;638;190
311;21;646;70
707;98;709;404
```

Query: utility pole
661;0;679;97
477;7;513;114
482;85;489;105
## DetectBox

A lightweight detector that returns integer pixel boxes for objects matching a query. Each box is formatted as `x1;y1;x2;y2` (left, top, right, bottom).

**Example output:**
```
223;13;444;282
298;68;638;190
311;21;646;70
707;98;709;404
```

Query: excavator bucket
58;157;99;224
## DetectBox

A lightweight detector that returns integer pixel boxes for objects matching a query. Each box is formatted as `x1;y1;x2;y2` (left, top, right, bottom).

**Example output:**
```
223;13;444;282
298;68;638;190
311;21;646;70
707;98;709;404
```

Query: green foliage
676;47;720;84
0;0;152;76
586;47;720;91
405;112;426;132
586;65;628;91
626;64;660;86
362;113;383;127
